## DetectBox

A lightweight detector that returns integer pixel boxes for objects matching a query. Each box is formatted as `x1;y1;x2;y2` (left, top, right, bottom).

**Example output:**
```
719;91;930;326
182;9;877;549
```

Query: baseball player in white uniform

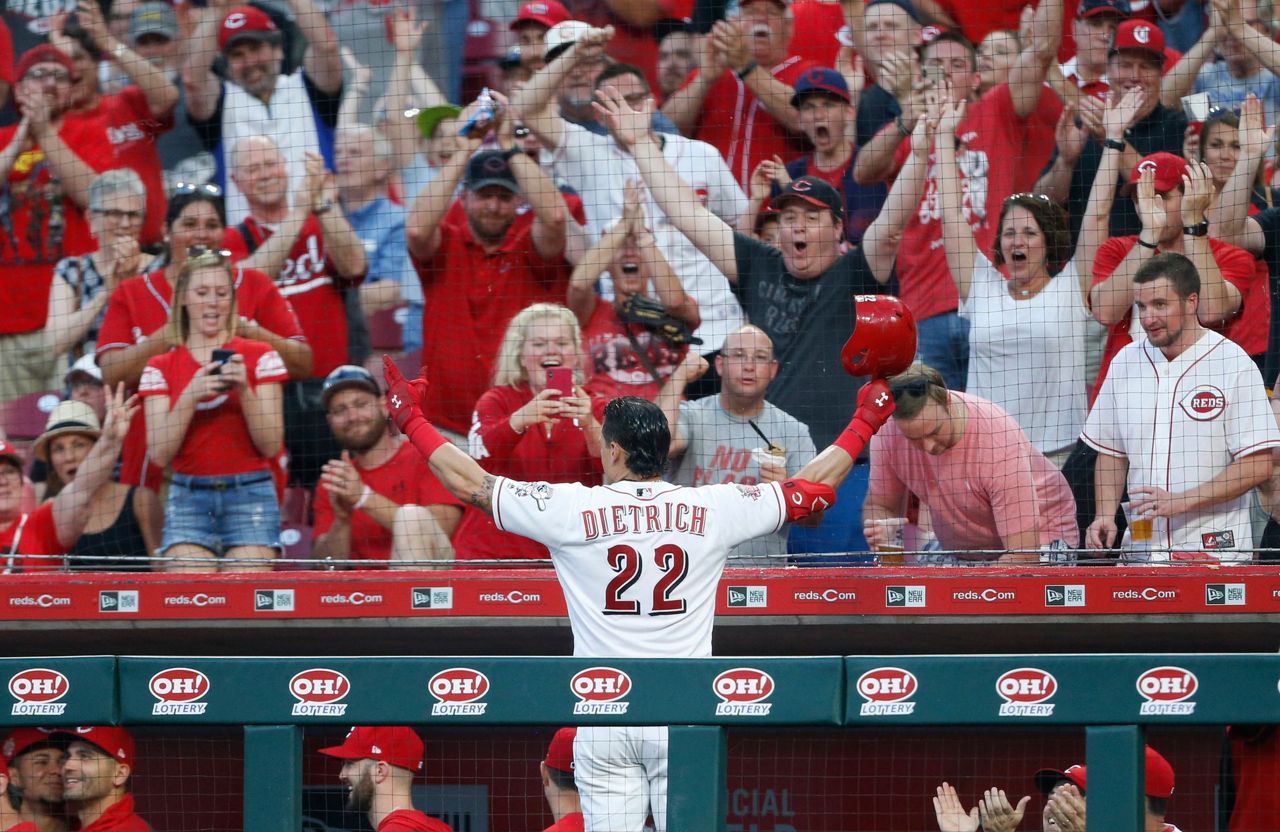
1083;252;1280;560
378;297;913;832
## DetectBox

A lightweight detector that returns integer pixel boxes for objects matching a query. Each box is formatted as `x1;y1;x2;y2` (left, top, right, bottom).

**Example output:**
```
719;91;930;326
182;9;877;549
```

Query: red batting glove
780;478;836;521
382;355;428;433
833;379;894;457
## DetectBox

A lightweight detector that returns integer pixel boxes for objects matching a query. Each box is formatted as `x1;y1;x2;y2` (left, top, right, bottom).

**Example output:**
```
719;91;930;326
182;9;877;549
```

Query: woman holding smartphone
453;302;606;561
139;249;288;572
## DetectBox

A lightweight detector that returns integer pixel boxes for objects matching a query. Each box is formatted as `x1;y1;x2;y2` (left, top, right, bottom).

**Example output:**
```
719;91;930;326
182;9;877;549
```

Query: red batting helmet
841;295;917;379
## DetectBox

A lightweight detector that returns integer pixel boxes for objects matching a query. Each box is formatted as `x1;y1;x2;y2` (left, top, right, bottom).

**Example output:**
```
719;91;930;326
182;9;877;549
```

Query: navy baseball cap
1079;0;1131;18
791;67;851;107
865;0;920;24
321;365;380;409
464;150;520;193
774;176;844;220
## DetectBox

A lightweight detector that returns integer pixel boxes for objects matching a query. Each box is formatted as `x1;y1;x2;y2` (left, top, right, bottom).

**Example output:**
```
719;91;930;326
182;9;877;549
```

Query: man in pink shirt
862;364;1078;561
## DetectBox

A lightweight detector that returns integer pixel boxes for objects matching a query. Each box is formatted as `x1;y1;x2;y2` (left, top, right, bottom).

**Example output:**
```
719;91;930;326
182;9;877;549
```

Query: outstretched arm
862;110;933;283
52;385;134;547
794;379;895;489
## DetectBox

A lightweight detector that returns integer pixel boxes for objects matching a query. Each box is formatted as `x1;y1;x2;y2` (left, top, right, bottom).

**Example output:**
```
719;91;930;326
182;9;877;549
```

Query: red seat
2;392;60;441
367;306;405;352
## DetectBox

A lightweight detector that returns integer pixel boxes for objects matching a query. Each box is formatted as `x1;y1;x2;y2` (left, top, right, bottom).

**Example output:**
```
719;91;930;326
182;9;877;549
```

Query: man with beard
406;95;571;441
313;365;462;566
0;766;39;831
319;727;452;832
60;727;148;832
3;729;68;832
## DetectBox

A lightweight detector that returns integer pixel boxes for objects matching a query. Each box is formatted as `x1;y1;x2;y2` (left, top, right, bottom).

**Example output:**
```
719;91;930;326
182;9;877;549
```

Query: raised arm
495;92;566;260
405;117;483;261
1077;87;1144;301
862;108;933;283
20;90;95;207
1209;93;1270;254
934;96;976;301
595;86;740;282
1007;0;1060;119
293;0;343;95
1090;156;1159;326
241;151;325;277
661;35;723;135
655;352;709;459
1181;161;1242;325
385;9;445;170
51;384;134;548
511;26;614;151
853;53;920;185
1216;0;1280;78
794;379;895;489
568;218;625;323
314;176;369;281
181;5;223;122
75;0;177;117
1160;5;1219;109
712;18;801;131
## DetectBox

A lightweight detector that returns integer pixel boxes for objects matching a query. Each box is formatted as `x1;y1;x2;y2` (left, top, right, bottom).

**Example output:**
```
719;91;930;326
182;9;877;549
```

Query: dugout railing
3;654;1278;831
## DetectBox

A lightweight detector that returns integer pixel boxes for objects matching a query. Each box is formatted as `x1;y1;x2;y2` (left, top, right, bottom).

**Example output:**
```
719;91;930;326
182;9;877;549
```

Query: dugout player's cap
319;726;425;773
0;439;22;471
1034;745;1174;799
2;728;69;766
68;726;136;770
16;44;79;83
790;68;851;107
1110;19;1165;64
544;20;591;62
321;365;381;409
218;5;282;52
841;296;917;379
543;728;576;773
512;0;572;31
773;176;843;221
1128;151;1188;194
1079;0;1131;18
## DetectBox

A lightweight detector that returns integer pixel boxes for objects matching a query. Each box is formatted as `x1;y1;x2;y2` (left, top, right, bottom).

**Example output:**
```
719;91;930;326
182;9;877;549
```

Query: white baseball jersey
1082;330;1280;559
492;476;785;657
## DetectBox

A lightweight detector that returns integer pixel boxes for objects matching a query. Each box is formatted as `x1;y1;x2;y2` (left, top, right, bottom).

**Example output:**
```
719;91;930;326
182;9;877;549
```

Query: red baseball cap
511;0;571;31
218;6;281;51
319;726;424;773
15;44;78;83
1128;151;1189;193
1111;19;1165;63
67;726;135;770
543;727;576;773
0;439;22;471
2;728;69;766
1035;746;1175;799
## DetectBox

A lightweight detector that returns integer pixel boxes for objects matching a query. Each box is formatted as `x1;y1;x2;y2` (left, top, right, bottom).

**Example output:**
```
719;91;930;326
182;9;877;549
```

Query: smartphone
1181;92;1211;123
210;348;236;375
922;65;946;85
545;367;574;397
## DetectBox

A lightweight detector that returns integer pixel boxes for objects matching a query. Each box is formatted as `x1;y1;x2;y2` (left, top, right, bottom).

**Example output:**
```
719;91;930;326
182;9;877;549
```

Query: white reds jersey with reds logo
1082;330;1280;558
492;477;785;657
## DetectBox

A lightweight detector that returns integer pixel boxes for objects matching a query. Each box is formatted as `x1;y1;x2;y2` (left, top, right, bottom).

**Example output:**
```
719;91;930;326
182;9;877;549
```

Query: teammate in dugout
3;728;69;832
381;294;913;832
61;727;150;832
540;728;583;832
318;726;452;832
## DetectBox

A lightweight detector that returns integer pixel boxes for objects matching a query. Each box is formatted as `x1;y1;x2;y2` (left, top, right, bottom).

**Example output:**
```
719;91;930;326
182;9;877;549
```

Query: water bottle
459;88;496;138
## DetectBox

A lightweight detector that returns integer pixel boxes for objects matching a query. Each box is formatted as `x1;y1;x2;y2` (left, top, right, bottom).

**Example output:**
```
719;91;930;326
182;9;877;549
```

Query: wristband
736;61;758;80
111;42;128;63
1136;236;1158;250
500;146;524;161
313;199;334;216
895;115;912;137
354;485;372;510
1102;137;1125;151
1183;220;1210;237
833;415;875;458
402;415;450;459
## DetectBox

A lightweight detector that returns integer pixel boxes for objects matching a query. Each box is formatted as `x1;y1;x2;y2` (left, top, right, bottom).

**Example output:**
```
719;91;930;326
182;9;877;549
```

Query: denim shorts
160;472;281;555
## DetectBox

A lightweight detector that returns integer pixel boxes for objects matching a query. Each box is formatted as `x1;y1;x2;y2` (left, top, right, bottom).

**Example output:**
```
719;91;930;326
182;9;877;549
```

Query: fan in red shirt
138;250;288;572
313;365;463;566
0;387;131;574
52;0;178;247
455;303;606;561
540;728;583;832
96;189;310;491
319;727;454;832
1088;151;1261;398
663;0;817;186
62;727;150;832
406;96;573;438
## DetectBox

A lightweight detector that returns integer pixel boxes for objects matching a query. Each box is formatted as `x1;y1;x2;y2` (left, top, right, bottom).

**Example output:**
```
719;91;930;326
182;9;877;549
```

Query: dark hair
992;193;1071;274
1198;109;1241;165
596;62;650;93
1147;797;1167;817
546;766;577;791
165;191;226;229
887;363;949;421
1133;251;1199;299
920;30;978;71
601;396;670;478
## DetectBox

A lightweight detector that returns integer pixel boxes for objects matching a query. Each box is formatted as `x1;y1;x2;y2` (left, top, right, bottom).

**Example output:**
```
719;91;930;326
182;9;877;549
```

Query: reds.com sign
9;669;69;716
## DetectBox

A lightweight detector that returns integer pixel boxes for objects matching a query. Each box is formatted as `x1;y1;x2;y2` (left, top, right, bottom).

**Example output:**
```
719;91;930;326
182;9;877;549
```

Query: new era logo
254;590;295;611
1044;585;1085;607
726;586;767;608
99;591;138;613
1205;583;1245;606
885;586;925;608
411;588;454;609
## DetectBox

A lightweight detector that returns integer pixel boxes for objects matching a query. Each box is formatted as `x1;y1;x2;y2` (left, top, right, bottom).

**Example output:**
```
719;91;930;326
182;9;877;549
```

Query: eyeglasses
889;377;932;401
26;67;72;84
90;208;145;223
513;125;531;138
0;467;22;481
172;181;223;197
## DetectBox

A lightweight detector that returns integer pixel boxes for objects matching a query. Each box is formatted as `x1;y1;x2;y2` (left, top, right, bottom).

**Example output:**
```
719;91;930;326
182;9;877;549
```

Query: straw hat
32;401;102;463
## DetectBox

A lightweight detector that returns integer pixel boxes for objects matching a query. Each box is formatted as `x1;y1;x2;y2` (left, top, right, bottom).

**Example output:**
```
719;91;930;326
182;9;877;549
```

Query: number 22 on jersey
603;544;689;615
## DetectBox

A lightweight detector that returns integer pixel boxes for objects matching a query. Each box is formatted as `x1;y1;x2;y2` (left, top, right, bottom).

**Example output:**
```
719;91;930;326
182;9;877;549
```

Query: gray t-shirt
670;396;816;557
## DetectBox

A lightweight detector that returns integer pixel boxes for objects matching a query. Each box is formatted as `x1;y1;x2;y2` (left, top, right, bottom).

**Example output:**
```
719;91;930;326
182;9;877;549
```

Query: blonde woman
139;249;287;572
454;303;606;561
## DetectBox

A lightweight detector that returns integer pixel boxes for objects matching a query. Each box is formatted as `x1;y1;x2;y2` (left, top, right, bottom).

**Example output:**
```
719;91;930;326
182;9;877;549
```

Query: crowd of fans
4;0;1280;571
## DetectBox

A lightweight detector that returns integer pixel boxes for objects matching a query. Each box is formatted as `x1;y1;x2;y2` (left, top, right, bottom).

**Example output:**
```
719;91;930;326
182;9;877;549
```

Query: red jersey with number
0;503;62;574
0;121;104;334
78;795;150;832
313;440;462;563
377;809;453;832
411;205;572;435
224;213;362;378
138;336;288;476
895;83;1062;322
689;55;818;186
1088;235;1264;401
97;267;305;489
64;87;173;246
